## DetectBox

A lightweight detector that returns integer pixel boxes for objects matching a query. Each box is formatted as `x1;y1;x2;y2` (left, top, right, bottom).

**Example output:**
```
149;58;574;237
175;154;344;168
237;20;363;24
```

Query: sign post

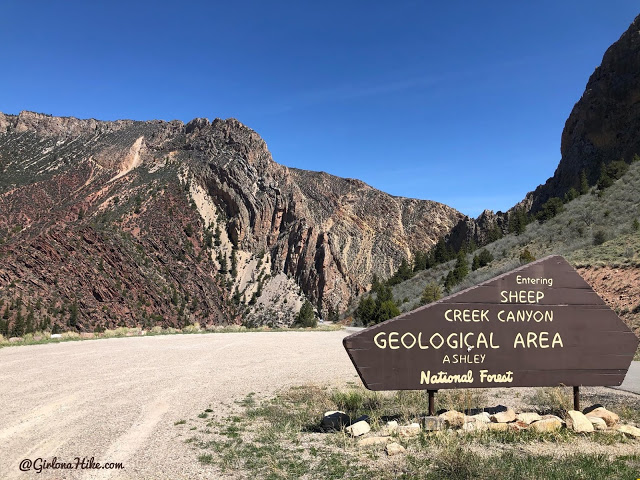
344;256;639;397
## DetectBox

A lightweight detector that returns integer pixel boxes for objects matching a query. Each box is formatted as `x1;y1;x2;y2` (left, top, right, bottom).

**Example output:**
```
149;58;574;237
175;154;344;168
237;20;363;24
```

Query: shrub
421;282;442;305
519;248;535;264
593;230;607;246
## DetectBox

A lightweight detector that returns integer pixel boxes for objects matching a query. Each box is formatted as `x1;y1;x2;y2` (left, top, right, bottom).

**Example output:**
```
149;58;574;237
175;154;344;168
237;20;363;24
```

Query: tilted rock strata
0;111;461;330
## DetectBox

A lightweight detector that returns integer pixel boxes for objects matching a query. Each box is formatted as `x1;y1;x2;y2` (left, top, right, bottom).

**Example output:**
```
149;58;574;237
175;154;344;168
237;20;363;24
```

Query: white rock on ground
617;424;640;438
358;436;389;447
566;410;594;433
529;417;563;432
583;406;619;427
516;412;542;424
439;410;465;428
346;420;370;437
586;416;607;431
468;412;491;423
397;423;421;437
491;408;516;423
386;442;406;456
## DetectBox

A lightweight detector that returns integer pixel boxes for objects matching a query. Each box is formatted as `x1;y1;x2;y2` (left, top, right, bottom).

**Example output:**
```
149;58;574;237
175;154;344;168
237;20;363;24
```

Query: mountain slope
0;111;462;332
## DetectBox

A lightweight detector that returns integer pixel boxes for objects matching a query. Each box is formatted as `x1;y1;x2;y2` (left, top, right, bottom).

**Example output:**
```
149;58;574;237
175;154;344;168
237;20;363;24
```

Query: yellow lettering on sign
513;332;563;348
500;290;545;304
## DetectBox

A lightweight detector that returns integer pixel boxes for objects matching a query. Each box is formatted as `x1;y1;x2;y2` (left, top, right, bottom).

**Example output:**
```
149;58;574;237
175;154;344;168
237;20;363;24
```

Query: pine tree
296;300;316;328
579;170;589;195
11;309;25;337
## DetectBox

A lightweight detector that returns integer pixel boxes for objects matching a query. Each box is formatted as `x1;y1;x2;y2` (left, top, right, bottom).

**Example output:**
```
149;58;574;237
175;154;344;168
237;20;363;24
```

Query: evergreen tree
376;300;400;323
579;170;589;195
69;301;78;329
508;208;528;235
472;249;494;271
295;300;316;328
413;251;428;272
11;309;25;337
0;318;8;337
230;249;238;278
355;296;376;325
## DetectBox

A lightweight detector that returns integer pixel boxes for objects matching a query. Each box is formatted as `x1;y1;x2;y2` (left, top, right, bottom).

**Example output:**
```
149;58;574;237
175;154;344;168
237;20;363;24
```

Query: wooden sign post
344;256;639;412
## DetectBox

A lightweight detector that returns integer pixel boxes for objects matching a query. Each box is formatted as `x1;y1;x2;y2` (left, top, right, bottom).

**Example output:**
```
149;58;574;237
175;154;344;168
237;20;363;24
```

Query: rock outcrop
531;14;640;210
0;111;462;331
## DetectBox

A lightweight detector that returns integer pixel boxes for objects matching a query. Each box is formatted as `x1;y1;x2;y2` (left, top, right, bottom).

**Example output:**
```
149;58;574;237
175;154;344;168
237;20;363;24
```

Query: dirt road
0;331;359;479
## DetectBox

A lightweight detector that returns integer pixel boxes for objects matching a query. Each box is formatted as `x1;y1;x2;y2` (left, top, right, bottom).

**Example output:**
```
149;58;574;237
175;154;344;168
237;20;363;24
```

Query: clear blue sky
2;1;638;217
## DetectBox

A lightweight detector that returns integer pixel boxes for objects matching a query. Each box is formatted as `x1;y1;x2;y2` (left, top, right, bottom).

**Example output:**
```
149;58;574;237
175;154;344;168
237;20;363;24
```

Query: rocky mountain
448;13;640;250
0;111;462;332
531;13;640;211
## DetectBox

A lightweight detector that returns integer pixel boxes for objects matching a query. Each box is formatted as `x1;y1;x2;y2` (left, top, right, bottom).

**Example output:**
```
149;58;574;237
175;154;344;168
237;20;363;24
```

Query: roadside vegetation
181;384;640;479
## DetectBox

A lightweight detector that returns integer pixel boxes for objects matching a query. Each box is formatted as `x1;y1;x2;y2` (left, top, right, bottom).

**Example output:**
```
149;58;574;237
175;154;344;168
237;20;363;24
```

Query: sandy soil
0;331;359;480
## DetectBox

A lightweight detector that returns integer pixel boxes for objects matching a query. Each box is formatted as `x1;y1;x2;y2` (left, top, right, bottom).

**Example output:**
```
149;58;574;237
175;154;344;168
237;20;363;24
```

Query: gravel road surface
0;331;359;479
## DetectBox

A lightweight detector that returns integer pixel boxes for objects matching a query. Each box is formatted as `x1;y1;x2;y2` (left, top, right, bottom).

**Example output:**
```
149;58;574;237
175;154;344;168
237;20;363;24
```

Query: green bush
421;282;442;305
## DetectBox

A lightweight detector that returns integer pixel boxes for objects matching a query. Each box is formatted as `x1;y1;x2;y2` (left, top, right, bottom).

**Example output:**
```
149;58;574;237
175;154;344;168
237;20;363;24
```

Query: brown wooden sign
344;256;639;390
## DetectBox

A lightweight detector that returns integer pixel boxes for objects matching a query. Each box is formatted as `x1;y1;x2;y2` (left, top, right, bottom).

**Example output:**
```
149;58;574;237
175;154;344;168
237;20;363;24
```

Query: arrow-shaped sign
344;256;639;390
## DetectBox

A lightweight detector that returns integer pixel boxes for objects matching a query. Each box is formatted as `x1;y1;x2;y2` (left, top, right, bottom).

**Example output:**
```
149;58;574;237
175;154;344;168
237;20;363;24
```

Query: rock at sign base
397;423;421;437
566;410;594;433
385;442;406;456
439;410;465;428
358;436;389;447
462;419;488;432
516;412;542;425
583;406;619;427
487;422;510;432
468;412;491;424
510;421;530;431
617;424;640;438
346;420;370;437
491;408;516;423
421;416;444;431
322;411;350;430
586;416;607;431
529;417;563;432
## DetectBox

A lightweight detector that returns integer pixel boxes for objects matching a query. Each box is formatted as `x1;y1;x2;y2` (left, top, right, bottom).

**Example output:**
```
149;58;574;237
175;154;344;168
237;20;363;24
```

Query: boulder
516;412;542;424
586;416;607;431
439;410;465;428
617;424;640;438
322;411;350;430
583;406;619;427
379;420;398;436
487;422;509;431
462;419;488;432
385;442;406;456
346;420;370;437
467;412;491;423
566;410;594;433
358;436;389;447
530;417;563;432
397;423;421;437
491;408;516;423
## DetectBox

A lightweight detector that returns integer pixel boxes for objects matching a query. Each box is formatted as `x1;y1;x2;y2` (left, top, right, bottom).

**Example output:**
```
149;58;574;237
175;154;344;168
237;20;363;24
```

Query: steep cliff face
446;14;640;249
0;111;462;330
531;13;640;210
